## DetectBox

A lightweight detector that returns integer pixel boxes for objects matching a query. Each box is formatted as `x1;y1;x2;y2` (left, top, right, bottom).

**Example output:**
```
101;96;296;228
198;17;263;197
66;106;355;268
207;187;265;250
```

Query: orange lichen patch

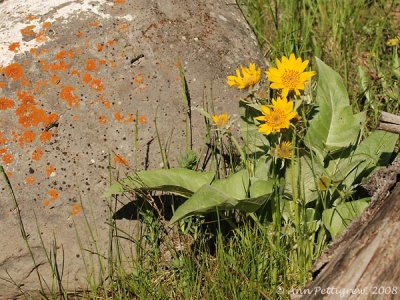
138;115;147;124
134;73;145;85
125;113;135;123
114;111;124;121
118;22;129;32
16;91;59;128
30;48;39;56
90;78;104;92
70;69;80;76
25;176;36;184
49;61;69;72
71;204;82;216
0;97;15;110
55;50;75;60
45;165;55;177
20;131;36;145
8;42;20;52
97;43;105;52
21;78;31;87
48;189;59;200
114;154;128;165
59;86;79;107
107;39;115;46
73;115;79;121
42;22;52;29
114;0;126;4
32;147;43;161
0;132;6;144
3;63;24;80
99;59;106;65
85;59;97;71
35;31;48;43
0;82;6;88
98;115;108;124
102;100;112;109
20;25;36;36
43;199;50;207
82;73;92;83
40;131;53;142
88;20;101;27
51;74;60;85
76;31;83;38
6;171;12;177
2;153;13;164
26;15;38;21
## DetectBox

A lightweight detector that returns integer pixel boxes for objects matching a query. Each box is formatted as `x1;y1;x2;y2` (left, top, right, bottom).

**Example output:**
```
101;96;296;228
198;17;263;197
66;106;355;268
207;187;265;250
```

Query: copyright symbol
276;285;284;295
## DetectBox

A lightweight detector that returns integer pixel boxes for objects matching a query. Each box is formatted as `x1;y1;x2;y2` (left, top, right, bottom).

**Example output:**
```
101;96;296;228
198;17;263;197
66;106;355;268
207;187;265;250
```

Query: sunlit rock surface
0;0;265;297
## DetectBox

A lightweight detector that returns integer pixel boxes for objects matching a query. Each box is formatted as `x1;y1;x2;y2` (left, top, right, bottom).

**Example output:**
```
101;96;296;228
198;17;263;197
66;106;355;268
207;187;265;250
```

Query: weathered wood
377;112;400;134
293;160;400;300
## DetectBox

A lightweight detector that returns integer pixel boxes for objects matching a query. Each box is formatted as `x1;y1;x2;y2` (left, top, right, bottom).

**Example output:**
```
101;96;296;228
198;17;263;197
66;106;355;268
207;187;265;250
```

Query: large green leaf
104;168;215;197
305;58;366;156
322;198;369;239
170;170;273;223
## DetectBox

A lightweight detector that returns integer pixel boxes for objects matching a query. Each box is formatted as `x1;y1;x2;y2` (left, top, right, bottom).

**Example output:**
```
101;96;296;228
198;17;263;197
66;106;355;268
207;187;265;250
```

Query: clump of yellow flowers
226;54;315;160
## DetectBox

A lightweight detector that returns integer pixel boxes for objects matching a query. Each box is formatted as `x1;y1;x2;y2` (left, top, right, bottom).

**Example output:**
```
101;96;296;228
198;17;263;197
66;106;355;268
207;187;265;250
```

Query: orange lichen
134;73;145;85
59;86;79;107
0;132;6;144
85;59;97;71
98;115;108;124
16;91;59;128
70;69;80;76
99;59;106;65
20;25;36;36
21;79;31;87
51;74;60;85
71;204;82;216
90;79;104;92
0;97;15;110
6;172;13;177
20;131;36;145
35;31;48;43
114;154;128;165
48;189;59;200
25;176;36;184
125;113;135;123
26;15;38;21
49;61;69;72
115;0;126;3
2;153;13;164
30;48;39;56
8;42;20;52
114;111;124;121
138;115;147;124
45;165;55;177
0;82;6;88
102;100;111;108
76;31;83;38
40;131;53;142
55;50;75;60
107;39;115;46
3;63;24;80
32;147;43;161
43;199;50;207
82;73;92;83
97;43;105;52
118;23;129;32
88;20;100;27
42;22;52;29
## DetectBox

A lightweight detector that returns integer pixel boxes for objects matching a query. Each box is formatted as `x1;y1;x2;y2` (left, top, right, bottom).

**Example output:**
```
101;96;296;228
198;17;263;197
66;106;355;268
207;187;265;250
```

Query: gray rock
0;0;265;297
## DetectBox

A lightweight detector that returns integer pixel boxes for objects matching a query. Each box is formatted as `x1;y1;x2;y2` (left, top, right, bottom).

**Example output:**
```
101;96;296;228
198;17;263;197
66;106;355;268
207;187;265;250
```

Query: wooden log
292;160;400;300
377;111;400;134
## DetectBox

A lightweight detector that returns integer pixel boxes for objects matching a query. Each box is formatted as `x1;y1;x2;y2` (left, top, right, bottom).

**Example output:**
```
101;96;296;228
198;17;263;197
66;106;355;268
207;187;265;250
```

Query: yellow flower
275;141;292;159
212;113;229;127
266;53;315;97
227;63;261;89
387;36;400;46
255;97;297;135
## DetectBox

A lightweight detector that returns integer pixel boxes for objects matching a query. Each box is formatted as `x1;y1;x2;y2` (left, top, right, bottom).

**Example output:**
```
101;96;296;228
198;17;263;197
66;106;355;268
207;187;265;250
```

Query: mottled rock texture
0;0;265;297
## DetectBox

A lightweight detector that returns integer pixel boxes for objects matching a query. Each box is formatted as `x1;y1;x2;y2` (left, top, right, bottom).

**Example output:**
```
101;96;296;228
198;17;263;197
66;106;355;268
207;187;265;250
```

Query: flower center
281;70;301;89
267;110;286;127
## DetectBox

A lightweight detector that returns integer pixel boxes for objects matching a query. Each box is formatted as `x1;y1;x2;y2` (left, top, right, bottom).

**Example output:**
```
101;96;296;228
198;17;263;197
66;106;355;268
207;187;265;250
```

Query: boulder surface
0;0;264;297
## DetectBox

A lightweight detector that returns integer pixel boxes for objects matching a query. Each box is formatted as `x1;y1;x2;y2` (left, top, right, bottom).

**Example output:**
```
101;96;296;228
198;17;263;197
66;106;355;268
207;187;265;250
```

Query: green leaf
104;168;214;197
170;170;273;223
305;58;366;155
322;198;369;239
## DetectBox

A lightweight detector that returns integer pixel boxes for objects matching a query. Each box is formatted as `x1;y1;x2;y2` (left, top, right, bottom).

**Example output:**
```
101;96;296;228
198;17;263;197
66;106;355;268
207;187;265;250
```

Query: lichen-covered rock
0;0;265;296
